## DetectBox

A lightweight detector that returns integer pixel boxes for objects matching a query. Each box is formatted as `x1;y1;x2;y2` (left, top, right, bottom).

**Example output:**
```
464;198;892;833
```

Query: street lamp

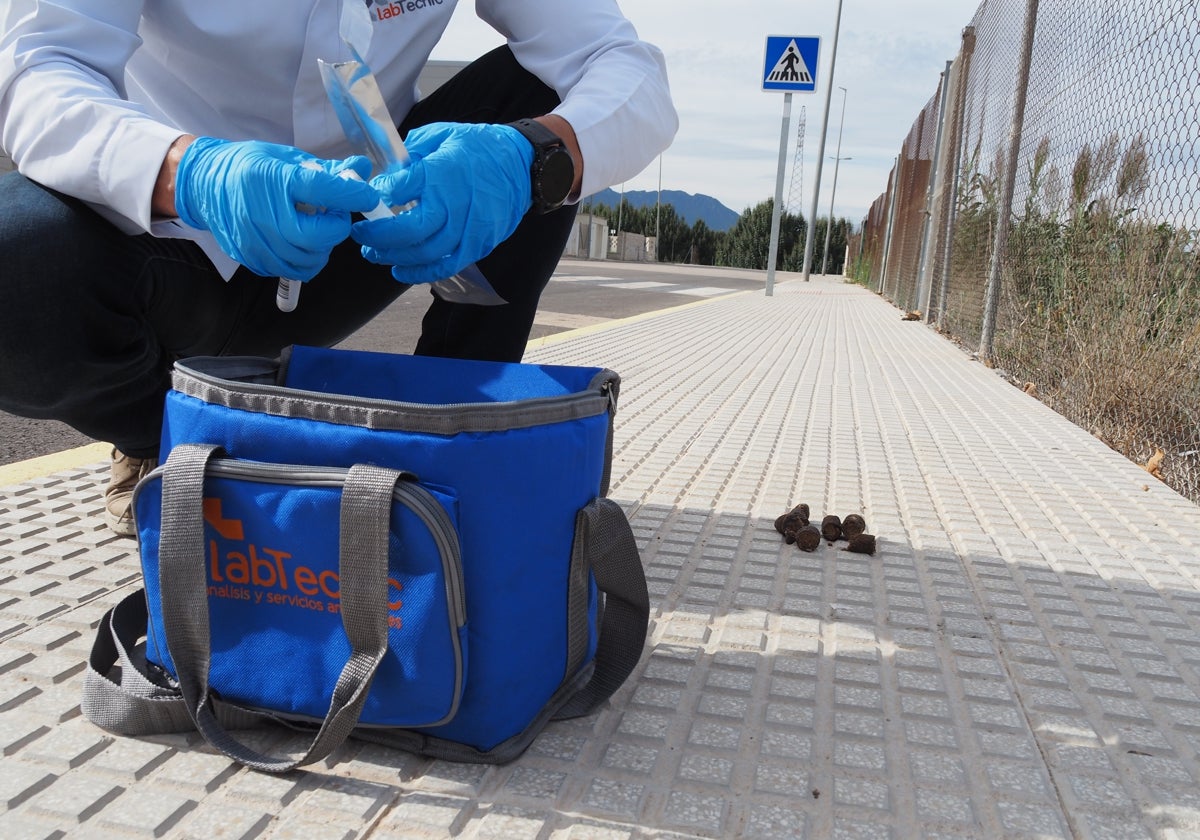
821;86;850;276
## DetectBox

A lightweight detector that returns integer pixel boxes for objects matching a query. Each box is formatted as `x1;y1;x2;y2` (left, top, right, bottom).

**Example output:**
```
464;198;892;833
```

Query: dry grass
994;212;1200;502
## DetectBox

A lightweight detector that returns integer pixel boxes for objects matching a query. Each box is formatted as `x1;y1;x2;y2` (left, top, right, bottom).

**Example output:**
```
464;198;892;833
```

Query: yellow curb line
525;288;751;350
0;441;111;488
0;284;757;485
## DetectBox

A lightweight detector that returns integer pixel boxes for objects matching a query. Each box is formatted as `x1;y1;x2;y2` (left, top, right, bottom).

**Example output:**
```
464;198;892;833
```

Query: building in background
563;213;609;260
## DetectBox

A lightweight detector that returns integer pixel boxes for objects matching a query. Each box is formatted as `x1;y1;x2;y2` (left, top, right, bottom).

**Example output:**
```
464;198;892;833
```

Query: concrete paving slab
1;275;1199;838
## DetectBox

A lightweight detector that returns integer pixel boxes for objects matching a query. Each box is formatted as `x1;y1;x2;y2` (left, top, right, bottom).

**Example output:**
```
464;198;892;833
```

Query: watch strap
507;117;564;150
507;118;574;214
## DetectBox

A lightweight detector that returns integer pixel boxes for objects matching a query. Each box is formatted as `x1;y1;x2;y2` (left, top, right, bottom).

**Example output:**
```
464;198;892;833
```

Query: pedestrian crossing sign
762;36;819;92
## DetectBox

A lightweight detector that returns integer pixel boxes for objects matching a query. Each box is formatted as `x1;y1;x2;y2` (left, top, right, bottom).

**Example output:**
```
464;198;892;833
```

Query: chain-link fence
850;0;1200;506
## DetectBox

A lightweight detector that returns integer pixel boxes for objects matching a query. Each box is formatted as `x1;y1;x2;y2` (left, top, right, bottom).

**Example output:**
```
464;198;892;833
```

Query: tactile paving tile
0;276;1198;838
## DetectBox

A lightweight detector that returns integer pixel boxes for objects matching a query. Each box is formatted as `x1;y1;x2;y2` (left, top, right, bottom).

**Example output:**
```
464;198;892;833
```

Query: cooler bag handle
349;496;649;764
554;498;650;720
82;589;274;736
158;444;399;773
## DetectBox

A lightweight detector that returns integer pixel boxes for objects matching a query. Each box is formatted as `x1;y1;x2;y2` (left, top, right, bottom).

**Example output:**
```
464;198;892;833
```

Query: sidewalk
3;274;1200;839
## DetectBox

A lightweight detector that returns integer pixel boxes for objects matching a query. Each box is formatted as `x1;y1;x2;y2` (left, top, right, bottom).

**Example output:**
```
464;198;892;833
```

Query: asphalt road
0;258;781;466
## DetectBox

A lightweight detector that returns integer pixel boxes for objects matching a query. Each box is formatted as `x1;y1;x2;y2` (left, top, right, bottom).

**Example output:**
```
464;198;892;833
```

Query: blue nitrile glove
351;122;533;285
175;137;379;280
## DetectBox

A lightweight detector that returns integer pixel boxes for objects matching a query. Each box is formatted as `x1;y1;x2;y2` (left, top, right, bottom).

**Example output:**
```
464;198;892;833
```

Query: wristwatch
507;118;575;214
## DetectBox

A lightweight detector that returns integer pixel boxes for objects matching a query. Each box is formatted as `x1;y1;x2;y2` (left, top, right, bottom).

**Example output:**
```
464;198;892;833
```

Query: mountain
586;187;740;232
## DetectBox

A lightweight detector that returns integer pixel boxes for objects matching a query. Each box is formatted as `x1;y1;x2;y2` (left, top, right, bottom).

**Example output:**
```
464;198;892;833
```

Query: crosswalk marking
552;274;737;298
595;281;675;290
666;286;736;297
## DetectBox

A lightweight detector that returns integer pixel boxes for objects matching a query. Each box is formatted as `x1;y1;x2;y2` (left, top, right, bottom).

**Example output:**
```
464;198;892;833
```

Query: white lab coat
0;0;676;276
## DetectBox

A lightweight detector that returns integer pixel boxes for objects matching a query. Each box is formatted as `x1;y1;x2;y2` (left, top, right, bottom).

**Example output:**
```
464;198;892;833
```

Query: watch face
539;146;574;209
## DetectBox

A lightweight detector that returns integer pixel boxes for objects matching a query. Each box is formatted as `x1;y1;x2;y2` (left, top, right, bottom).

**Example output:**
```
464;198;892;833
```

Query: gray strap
82;591;200;735
82;591;267;735
553;498;649;720
157;445;398;772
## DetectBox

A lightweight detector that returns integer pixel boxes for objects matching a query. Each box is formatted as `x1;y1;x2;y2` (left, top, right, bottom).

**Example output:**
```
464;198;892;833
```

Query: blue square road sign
763;36;820;93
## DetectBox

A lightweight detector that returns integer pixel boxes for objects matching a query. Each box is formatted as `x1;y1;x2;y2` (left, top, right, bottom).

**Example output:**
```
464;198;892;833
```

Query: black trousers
0;46;577;457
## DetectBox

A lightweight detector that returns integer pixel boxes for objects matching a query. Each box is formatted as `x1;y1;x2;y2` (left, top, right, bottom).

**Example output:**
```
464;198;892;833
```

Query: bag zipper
179;363;610;419
145;458;467;628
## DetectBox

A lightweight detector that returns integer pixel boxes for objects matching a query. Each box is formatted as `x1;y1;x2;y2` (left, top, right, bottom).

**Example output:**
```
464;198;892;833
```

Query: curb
0;441;111;487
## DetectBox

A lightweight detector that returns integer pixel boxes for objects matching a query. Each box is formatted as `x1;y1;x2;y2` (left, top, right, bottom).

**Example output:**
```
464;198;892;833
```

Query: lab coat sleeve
0;1;184;233
476;0;677;200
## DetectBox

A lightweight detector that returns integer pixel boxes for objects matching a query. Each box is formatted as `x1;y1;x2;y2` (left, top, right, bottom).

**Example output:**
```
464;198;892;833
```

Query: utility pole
821;86;849;275
655;154;662;261
801;0;844;281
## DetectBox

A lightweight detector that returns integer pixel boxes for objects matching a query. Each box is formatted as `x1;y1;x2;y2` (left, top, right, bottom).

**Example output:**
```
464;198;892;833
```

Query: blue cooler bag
83;345;648;772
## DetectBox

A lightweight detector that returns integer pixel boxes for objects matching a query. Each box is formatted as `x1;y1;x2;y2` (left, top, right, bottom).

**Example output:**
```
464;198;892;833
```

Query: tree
716;200;807;270
800;216;854;274
650;203;693;263
688;219;721;265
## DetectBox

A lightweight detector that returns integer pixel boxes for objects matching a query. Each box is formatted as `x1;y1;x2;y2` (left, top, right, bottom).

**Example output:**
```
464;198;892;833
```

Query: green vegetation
847;254;872;286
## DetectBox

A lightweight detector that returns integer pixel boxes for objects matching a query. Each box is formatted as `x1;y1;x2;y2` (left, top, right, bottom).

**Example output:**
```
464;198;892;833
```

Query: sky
430;0;978;224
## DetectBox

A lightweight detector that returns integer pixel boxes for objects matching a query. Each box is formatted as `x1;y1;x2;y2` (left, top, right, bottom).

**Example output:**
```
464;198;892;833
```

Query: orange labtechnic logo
203;498;244;540
365;0;446;23
202;497;403;628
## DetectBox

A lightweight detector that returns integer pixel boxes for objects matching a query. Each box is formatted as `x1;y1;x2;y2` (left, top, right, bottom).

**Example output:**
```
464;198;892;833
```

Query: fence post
915;62;953;318
878;157;901;298
936;26;976;328
979;0;1039;361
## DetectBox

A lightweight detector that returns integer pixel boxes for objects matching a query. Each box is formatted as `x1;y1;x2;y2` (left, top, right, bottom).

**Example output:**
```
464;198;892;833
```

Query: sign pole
761;33;820;293
801;0;844;281
765;93;793;297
